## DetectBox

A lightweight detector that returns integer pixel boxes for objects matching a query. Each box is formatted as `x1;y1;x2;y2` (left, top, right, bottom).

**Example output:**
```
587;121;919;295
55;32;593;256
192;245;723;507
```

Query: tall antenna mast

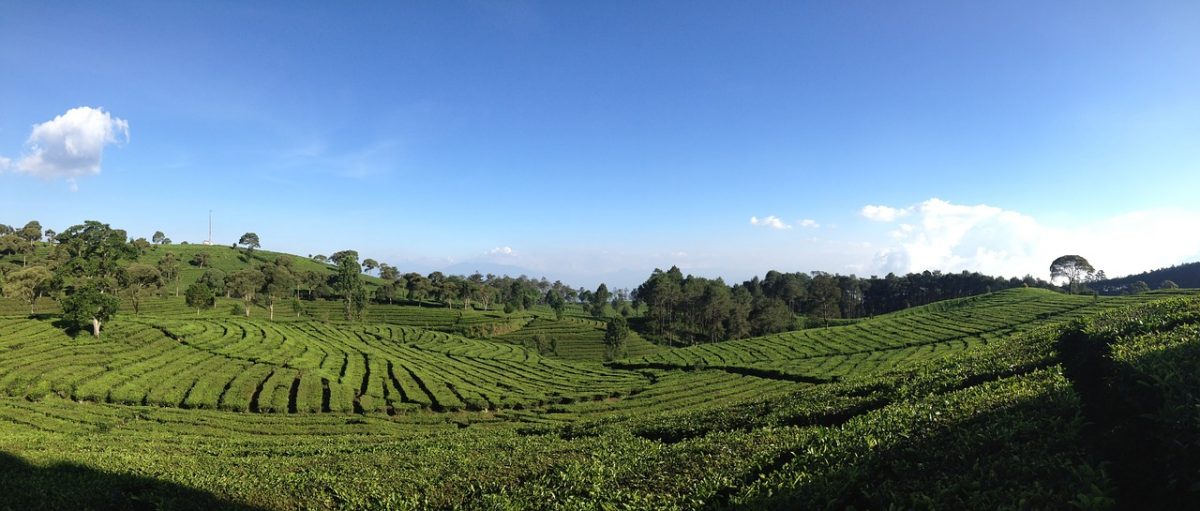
207;209;213;246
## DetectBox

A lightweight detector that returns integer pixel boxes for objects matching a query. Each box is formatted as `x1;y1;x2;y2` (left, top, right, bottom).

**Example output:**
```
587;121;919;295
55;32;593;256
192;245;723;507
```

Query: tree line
0;221;380;335
0;220;623;335
631;266;1060;346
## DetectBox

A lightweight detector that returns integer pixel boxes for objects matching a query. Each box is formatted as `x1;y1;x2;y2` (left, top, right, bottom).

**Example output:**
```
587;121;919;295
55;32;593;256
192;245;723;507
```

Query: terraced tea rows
0;317;650;413
494;317;665;360
619;289;1173;380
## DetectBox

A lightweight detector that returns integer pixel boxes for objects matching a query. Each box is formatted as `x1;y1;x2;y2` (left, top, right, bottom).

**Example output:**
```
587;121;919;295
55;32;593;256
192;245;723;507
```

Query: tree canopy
238;233;261;252
1050;255;1096;294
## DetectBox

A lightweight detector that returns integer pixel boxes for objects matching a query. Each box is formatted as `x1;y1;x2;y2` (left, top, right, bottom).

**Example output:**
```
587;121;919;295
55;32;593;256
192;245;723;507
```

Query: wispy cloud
488;246;516;256
798;219;819;229
750;215;791;230
4;107;129;188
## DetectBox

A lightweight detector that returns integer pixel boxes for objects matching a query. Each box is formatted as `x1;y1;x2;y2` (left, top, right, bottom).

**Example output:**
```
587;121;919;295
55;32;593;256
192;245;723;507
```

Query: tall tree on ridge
1050;255;1095;294
238;232;260;253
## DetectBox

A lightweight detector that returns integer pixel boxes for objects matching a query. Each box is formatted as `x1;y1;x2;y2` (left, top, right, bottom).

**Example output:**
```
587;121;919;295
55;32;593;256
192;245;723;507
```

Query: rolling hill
0;284;1195;508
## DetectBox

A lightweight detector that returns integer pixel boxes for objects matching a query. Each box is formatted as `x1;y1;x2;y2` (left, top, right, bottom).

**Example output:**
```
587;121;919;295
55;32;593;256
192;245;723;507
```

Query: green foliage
189;252;210;268
1051;254;1096;294
259;256;296;320
2;265;55;314
156;252;181;296
60;283;120;336
604;316;629;360
120;262;162;315
1;237;1195;509
184;282;216;314
237;232;260;252
332;251;367;320
226;268;264;317
52;221;136;287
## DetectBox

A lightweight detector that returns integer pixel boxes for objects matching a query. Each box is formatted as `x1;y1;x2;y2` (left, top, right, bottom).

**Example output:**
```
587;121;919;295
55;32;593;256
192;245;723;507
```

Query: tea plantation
1;288;1197;509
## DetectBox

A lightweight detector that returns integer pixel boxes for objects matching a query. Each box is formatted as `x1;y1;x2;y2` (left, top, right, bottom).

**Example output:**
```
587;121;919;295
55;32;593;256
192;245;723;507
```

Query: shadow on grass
0;452;267;511
724;380;1107;510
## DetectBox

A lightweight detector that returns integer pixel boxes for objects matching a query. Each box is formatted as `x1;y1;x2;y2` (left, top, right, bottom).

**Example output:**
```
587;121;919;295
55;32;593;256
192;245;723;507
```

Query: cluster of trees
0;221;375;335
185;248;369;321
311;253;630;318
633;266;1059;346
0;221;135;336
1087;261;1198;295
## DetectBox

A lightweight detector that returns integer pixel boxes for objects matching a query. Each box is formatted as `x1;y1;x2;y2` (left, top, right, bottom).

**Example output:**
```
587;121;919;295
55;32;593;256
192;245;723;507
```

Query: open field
0;288;1197;509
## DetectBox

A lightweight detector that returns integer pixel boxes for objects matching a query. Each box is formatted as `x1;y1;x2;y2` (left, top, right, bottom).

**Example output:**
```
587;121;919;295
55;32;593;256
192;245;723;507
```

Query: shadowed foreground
0;452;265;511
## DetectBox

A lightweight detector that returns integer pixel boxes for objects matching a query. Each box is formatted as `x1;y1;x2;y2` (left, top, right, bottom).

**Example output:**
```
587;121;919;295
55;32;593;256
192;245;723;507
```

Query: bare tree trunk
244;303;250;317
269;303;274;321
92;318;100;337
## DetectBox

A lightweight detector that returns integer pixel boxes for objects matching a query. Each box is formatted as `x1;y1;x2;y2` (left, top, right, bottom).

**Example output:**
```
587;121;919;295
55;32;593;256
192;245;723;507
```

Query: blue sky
2;1;1199;288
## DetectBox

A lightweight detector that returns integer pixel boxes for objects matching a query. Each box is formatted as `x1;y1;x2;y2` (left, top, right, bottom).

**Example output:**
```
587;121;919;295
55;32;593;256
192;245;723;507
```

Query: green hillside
493;316;665;360
1;275;1197;508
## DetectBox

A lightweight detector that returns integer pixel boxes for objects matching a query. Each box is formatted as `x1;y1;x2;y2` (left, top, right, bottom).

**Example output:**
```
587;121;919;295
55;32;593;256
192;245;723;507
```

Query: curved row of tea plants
0;317;651;413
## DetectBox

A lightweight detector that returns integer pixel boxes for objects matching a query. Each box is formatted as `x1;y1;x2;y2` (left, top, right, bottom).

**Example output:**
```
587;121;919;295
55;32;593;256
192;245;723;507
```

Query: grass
0;285;1195;509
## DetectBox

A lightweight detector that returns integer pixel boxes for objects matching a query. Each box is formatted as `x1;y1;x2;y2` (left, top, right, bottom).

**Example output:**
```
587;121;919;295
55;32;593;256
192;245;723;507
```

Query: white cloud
10;106;129;184
861;204;910;222
867;198;1200;279
488;246;515;256
750;215;791;230
798;219;819;229
0;155;10;171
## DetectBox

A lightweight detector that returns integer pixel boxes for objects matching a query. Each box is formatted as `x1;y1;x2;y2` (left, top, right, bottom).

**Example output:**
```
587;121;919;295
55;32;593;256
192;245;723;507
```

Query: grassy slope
0;271;1196;508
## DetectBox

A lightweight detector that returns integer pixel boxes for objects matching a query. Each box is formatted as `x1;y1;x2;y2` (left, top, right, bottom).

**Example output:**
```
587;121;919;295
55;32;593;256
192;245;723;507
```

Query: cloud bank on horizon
862;198;1200;280
1;107;128;189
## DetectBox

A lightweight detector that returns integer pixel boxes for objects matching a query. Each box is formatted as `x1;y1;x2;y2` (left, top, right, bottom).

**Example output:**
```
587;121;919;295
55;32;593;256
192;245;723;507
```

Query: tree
152;231;167;245
1050;255;1096;294
809;274;843;325
259;257;296;320
52;222;137;335
16;221;42;267
52;221;137;286
546;289;566;320
157;252;182;297
190;252;210;268
121;263;163;315
750;297;792;337
331;251;367;320
226;268;264;317
184;282;216;315
131;238;151;255
1160;280;1180;290
603;316;630;361
312;254;328;264
61;283;120;337
238;232;260;252
3;265;54;314
375;283;398;304
378;263;400;282
362;258;379;274
43;229;56;242
198;269;227;297
591;283;610;318
1129;280;1151;294
404;272;430;302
